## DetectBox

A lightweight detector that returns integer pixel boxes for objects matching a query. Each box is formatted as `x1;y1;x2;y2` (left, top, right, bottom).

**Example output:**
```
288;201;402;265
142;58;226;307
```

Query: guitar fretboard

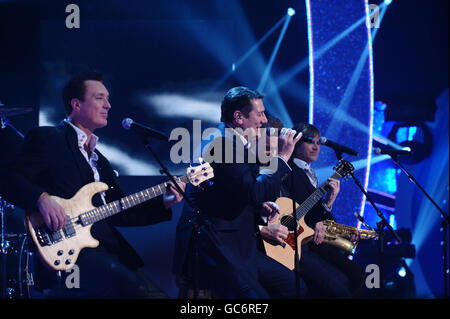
79;176;189;226
294;171;342;222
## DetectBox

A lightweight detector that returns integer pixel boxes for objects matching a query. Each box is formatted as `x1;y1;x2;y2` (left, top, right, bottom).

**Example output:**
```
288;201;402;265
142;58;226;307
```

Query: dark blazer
173;124;291;277
282;160;335;229
282;161;365;297
0;121;171;270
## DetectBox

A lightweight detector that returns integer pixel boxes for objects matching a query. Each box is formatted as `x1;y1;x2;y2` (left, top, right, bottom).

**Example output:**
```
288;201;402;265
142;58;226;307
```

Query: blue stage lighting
384;0;393;5
389;214;397;230
287;8;296;16
396;126;417;144
398;266;406;277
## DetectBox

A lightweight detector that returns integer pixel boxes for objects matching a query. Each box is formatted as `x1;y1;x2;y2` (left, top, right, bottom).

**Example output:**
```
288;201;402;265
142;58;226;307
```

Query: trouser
182;231;308;299
299;243;365;298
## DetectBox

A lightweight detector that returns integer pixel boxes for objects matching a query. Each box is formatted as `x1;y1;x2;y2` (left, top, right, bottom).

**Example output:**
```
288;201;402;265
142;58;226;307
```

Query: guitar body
26;182;107;271
263;197;314;270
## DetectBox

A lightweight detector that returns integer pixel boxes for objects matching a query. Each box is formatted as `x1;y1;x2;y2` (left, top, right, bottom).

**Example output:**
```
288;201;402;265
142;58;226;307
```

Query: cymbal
0;107;33;117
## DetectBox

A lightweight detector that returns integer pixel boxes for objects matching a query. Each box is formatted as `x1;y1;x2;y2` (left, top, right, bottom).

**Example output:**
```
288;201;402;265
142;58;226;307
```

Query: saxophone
321;219;378;254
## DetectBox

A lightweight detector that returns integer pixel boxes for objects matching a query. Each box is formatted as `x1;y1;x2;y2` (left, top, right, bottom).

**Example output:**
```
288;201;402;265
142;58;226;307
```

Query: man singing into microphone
260;122;365;298
0;71;185;298
173;87;307;298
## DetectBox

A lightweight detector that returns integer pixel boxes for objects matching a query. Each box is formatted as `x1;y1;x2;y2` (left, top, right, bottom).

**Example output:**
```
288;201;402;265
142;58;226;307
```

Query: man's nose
261;113;268;124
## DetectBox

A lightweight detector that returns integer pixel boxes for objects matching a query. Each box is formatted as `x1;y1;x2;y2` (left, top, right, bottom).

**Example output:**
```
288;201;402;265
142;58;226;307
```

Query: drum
0;233;35;299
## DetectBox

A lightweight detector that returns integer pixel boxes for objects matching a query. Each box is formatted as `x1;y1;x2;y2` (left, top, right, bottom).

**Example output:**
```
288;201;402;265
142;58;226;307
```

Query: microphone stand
332;149;402;298
289;167;301;298
141;137;221;299
389;154;449;298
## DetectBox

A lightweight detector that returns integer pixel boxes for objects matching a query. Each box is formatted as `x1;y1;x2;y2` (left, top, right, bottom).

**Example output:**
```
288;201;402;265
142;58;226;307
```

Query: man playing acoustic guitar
260;122;365;298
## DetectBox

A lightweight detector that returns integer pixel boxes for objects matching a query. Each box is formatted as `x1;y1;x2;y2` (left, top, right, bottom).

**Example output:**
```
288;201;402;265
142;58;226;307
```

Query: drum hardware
1;197;8;298
0;100;34;299
3;233;35;299
1;114;26;138
1;100;32;137
0;101;33;119
1;232;35;299
1;196;34;300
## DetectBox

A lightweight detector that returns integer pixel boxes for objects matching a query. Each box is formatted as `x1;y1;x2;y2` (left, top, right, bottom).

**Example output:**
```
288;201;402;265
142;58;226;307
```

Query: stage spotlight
287;8;296;16
398;266;407;278
388;123;433;164
384;0;393;5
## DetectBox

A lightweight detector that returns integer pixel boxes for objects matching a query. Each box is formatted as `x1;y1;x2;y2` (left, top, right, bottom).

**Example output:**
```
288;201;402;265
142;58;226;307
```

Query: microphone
354;212;375;231
319;136;358;156
373;147;411;157
122;118;169;142
265;127;302;140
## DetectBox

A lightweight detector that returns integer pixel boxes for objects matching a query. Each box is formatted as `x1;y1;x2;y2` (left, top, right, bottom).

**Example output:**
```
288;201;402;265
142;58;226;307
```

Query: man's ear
233;110;243;123
71;98;81;112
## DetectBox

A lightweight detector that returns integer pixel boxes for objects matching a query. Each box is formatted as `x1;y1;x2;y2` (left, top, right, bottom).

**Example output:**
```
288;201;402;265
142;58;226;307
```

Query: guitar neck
80;175;189;226
295;171;341;221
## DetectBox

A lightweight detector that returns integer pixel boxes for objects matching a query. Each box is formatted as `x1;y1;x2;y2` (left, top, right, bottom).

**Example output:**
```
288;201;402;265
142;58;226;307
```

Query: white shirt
65;119;106;204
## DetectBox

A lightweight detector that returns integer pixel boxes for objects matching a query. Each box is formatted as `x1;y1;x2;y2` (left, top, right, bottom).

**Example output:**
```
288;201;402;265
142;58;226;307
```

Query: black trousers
34;247;167;299
181;231;308;299
299;243;365;298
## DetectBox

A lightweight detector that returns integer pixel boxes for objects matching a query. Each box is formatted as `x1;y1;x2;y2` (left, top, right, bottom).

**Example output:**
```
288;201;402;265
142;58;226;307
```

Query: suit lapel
59;121;95;186
294;164;316;194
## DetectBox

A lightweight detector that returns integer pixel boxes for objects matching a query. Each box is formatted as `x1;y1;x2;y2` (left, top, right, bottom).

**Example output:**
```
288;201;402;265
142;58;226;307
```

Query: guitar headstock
186;157;214;186
333;160;354;179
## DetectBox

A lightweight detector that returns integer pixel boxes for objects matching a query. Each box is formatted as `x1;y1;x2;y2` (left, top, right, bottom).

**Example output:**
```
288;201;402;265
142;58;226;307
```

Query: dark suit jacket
0;121;171;270
173;124;291;277
282;160;335;229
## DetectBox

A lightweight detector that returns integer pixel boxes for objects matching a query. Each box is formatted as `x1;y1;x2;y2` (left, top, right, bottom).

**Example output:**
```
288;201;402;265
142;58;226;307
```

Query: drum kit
0;100;35;299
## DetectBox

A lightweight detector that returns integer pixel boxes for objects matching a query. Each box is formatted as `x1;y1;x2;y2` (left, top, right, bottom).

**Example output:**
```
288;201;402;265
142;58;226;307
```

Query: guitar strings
44;172;205;234
63;170;208;225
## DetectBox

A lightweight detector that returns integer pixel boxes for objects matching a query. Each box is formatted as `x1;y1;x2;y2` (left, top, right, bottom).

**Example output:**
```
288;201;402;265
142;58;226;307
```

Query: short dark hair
292;122;321;144
261;114;284;136
264;114;284;130
62;71;103;115
220;86;264;123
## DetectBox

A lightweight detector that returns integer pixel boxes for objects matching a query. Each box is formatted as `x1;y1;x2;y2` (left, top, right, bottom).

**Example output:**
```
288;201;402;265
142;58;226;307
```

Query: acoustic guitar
263;160;354;270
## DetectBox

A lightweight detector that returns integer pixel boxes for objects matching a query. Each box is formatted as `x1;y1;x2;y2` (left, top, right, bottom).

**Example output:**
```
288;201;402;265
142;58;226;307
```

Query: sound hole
280;215;296;231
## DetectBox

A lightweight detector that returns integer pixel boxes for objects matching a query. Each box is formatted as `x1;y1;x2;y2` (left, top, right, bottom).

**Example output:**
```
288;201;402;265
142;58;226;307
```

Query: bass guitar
26;161;213;271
